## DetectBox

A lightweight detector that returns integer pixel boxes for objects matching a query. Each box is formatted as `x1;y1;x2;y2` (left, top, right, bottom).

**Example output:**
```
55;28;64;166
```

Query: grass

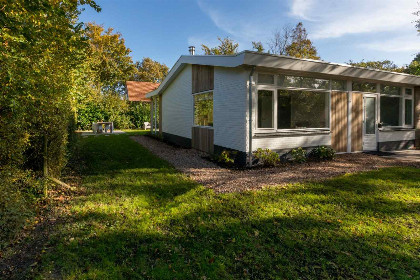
36;131;420;279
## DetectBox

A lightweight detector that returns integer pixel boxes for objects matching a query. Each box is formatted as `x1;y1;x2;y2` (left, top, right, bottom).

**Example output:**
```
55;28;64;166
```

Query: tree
405;53;420;76
347;60;405;73
0;0;100;176
132;58;169;83
202;37;239;55
267;25;293;55
285;22;320;59
85;22;136;95
252;41;265;53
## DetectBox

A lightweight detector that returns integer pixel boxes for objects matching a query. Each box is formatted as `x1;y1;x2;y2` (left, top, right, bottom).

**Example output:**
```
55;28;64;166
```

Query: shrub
217;150;235;166
309;146;335;161
291;147;307;163
253;148;280;167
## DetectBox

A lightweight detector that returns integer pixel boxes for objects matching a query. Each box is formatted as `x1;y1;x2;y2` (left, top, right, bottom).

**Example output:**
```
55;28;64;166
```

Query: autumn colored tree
252;41;265;53
85;22;136;96
285;22;320;59
202;37;239;55
132;58;169;83
347;60;405;73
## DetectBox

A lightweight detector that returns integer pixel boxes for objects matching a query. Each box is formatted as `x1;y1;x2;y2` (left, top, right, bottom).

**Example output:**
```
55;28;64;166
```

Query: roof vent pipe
189;46;195;55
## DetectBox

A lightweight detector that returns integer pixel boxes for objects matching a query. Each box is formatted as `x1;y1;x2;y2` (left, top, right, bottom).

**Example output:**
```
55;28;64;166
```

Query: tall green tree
85;22;136;95
202;37;239;55
132;58;169;83
0;0;100;175
285;22;320;59
347;60;405;73
405;53;420;76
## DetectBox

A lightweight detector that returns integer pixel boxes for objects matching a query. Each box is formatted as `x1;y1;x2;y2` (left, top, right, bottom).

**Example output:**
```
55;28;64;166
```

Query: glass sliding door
363;95;377;151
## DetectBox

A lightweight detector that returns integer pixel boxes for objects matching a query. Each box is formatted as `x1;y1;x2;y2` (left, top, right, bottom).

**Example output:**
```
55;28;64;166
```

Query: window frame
192;90;214;128
403;87;414;128
378;84;414;129
255;72;331;132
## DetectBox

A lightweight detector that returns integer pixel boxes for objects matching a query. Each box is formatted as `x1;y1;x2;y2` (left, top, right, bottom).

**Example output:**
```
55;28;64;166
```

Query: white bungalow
146;50;420;166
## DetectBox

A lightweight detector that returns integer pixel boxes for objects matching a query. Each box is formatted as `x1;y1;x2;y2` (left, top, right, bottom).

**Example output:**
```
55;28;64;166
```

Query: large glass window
258;90;273;128
258;73;274;85
194;92;213;126
405;99;413;126
381;85;401;95
332;80;346;91
352;82;376;92
277;90;329;129
380;96;401;126
278;75;329;90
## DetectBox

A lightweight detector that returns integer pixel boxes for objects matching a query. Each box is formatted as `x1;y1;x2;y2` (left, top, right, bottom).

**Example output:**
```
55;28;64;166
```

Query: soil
131;135;420;193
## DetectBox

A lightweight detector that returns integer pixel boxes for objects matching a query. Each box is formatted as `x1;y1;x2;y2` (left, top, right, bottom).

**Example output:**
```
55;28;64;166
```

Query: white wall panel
213;67;248;152
161;65;193;139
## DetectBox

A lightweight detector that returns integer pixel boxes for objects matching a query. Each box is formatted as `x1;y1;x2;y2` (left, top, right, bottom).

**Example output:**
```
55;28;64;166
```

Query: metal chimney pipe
189;46;195;55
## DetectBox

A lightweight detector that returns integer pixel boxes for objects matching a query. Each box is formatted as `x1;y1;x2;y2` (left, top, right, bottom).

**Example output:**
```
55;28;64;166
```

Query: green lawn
36;132;420;279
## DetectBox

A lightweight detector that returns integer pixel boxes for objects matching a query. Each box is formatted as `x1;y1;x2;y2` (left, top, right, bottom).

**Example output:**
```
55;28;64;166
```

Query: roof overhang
146;51;420;98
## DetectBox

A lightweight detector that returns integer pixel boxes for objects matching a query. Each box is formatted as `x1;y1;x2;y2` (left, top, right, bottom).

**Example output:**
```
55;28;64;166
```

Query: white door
363;95;377;151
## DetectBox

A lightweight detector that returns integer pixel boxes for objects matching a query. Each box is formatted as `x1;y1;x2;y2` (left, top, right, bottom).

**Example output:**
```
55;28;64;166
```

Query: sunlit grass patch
36;132;420;279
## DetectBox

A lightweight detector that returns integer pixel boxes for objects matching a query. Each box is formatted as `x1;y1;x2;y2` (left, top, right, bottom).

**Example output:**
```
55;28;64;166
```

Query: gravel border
130;135;419;193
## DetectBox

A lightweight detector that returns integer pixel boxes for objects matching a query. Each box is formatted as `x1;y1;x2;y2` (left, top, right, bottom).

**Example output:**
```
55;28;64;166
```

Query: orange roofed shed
126;81;160;102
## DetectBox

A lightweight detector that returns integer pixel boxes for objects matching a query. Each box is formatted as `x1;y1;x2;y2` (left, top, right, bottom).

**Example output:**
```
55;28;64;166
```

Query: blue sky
79;0;420;68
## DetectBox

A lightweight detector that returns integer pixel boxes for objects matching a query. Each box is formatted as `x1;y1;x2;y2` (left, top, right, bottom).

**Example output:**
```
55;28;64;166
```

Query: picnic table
92;122;114;133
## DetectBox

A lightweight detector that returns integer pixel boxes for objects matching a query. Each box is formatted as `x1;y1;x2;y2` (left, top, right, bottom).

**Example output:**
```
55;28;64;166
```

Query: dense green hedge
76;98;150;130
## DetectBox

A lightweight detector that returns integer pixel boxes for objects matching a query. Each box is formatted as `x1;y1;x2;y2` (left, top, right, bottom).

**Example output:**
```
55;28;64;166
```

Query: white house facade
147;51;420;166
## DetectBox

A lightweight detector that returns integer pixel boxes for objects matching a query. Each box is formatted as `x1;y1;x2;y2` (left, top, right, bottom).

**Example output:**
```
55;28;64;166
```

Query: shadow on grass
36;134;420;279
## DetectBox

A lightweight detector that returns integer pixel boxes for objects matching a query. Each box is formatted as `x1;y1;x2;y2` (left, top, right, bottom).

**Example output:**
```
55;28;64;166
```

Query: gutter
248;66;256;167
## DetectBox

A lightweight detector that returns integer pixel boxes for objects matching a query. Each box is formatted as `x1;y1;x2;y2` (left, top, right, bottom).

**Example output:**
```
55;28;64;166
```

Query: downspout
248;66;256;167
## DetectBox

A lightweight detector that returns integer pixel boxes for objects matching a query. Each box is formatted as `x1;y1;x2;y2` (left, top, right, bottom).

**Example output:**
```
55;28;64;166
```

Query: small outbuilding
126;81;160;102
146;51;420;166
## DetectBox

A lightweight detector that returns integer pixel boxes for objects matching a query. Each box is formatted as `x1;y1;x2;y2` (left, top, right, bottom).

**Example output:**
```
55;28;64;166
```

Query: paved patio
76;130;126;136
375;149;420;162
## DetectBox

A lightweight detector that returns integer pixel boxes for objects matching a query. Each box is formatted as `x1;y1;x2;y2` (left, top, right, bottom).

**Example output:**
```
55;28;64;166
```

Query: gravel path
130;135;419;193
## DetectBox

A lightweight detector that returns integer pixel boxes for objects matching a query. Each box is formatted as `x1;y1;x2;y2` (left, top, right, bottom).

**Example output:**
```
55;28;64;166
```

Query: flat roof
147;51;420;98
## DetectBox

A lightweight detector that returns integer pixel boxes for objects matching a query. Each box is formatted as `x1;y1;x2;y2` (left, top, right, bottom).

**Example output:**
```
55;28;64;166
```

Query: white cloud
289;0;315;20
361;35;420;53
288;0;418;39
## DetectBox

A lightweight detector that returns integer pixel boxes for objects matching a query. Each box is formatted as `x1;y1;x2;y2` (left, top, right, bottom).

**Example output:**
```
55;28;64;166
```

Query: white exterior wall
378;130;415;142
253;134;331;152
161;65;192;139
213;67;248;152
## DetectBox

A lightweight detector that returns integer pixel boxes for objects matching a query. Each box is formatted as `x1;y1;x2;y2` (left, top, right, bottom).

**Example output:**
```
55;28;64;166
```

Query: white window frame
378;84;414;129
403;87;414;128
192;90;214;128
255;72;331;133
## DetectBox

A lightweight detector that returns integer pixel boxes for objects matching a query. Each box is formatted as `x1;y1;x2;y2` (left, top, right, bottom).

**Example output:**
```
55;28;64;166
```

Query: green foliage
308;146;336;161
405;53;420;76
34;133;420;279
286;22;320;60
85;22;136;95
291;147;307;163
127;102;151;129
0;0;99;176
77;99;150;130
217;150;235;166
254;148;280;167
348;60;405;73
132;57;169;83
0;167;45;250
202;37;239;55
